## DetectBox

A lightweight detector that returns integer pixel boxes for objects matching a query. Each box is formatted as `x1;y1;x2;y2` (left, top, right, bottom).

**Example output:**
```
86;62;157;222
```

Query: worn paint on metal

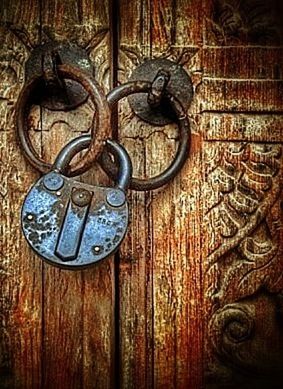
22;174;129;269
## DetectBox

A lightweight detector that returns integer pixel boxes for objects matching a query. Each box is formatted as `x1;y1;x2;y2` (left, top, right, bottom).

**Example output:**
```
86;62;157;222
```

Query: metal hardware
16;54;191;191
21;134;132;269
147;69;170;108
98;80;190;191
15;63;111;177
25;41;94;111
128;58;193;126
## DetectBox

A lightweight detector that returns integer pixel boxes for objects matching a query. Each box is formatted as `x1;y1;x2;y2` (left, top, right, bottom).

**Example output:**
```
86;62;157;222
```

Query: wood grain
0;1;42;388
39;1;113;388
118;2;153;387
201;113;283;142
118;1;204;388
0;1;114;388
117;1;283;388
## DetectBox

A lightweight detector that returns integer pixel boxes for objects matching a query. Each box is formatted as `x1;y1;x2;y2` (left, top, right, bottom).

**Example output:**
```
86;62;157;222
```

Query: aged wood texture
0;2;42;388
201;1;283;388
118;0;283;388
0;1;114;388
203;141;283;388
206;0;283;46
118;1;204;388
117;3;153;387
39;2;114;388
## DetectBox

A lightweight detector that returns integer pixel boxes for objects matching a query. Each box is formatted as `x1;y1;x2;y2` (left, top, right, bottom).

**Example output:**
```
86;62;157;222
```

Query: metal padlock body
21;135;132;269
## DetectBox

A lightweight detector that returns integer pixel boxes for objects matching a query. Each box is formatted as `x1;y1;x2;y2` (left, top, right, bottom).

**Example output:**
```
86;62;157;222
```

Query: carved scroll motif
204;141;283;386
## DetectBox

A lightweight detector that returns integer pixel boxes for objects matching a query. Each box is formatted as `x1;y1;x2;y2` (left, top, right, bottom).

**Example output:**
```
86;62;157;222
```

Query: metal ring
99;81;190;191
52;134;132;192
15;63;111;176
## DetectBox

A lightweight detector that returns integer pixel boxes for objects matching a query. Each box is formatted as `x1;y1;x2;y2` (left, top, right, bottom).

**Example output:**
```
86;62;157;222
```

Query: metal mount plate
25;41;94;111
128;58;193;126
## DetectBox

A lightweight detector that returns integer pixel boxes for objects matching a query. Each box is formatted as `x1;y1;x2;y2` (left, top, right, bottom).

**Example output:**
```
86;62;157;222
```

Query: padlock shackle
104;139;132;191
52;134;132;191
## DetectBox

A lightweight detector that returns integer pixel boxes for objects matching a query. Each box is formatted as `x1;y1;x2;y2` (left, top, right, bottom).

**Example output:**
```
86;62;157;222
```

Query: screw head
106;189;126;208
43;172;64;191
71;188;92;207
92;245;104;255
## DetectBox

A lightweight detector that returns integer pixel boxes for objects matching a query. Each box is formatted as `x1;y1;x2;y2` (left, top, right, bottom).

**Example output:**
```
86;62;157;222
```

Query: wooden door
0;1;282;388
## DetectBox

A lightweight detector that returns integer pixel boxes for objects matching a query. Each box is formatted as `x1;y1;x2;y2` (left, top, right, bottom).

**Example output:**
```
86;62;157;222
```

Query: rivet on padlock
21;134;132;270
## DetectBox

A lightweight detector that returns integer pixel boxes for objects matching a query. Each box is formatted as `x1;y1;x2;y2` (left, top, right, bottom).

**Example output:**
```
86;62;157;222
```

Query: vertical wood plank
81;3;115;388
0;1;42;388
118;1;153;387
150;3;204;386
118;1;204;387
39;1;113;388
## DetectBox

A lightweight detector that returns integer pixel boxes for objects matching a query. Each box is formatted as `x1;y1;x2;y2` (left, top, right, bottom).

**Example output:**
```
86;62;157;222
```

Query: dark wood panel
204;0;283;47
201;3;283;388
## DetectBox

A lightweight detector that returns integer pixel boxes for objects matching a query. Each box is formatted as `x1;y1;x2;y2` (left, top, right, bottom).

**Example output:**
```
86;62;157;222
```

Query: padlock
21;134;132;269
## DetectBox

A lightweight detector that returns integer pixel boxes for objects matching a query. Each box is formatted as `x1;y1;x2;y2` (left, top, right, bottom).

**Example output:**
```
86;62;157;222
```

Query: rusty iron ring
98;81;190;191
15;63;111;176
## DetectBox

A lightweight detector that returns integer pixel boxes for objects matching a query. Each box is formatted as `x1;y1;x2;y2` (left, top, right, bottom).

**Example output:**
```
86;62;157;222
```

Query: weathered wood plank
202;47;283;80
118;2;152;387
150;1;204;387
118;1;204;388
39;1;113;388
193;79;283;113
191;46;283;114
200;113;283;142
0;2;42;388
149;132;204;389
